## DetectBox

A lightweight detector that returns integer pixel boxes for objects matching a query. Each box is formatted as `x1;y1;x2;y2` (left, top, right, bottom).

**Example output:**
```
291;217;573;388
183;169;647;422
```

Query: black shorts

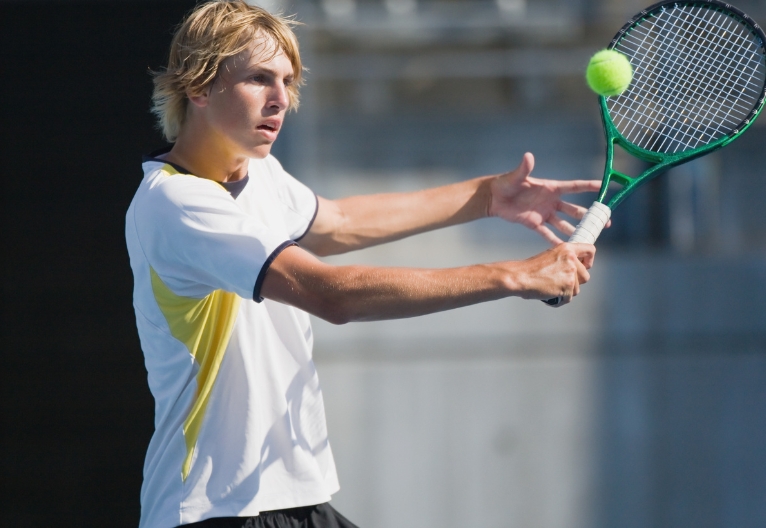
179;503;359;528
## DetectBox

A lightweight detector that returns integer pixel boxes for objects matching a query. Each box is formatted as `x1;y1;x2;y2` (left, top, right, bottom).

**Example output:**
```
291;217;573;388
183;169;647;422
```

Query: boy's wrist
473;175;497;220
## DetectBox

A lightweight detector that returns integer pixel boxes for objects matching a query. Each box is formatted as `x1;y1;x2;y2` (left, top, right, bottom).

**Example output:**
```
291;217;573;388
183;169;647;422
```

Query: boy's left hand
488;152;604;245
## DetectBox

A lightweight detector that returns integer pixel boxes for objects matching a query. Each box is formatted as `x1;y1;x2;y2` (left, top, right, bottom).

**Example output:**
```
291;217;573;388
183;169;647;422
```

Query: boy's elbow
309;296;354;325
317;305;352;325
324;312;351;325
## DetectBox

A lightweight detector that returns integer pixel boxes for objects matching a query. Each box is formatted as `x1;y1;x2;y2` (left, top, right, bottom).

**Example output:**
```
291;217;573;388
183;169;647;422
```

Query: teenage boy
126;2;598;527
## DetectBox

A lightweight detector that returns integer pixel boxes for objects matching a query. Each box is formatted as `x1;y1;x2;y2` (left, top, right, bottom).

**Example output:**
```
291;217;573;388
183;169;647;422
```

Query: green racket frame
596;0;766;211
597;91;765;211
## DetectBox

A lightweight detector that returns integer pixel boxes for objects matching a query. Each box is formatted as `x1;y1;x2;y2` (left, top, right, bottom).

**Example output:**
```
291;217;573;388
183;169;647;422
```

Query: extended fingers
557;199;612;229
547;214;576;237
535;224;564;246
554;179;602;194
557;200;589;220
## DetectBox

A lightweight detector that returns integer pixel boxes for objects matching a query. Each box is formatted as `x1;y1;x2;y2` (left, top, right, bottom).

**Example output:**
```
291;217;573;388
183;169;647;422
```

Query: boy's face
196;37;294;160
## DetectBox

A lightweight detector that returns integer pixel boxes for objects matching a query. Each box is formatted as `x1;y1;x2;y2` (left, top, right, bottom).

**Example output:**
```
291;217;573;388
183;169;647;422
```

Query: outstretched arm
260;242;596;322
300;153;602;256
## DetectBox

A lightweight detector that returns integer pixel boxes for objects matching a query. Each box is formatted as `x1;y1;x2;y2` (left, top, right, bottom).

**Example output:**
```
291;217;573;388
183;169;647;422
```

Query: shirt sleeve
134;173;292;301
261;155;318;241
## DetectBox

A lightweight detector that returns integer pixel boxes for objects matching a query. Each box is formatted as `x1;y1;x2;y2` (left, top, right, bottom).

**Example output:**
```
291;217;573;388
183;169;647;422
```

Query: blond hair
151;0;303;142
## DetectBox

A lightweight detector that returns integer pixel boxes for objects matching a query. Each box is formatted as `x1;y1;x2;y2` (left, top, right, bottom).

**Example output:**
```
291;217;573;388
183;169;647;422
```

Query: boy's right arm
259;243;595;324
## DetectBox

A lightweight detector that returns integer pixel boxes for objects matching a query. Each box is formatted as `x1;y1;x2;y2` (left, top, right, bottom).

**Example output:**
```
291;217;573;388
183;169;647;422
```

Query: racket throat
599;137;665;209
609;170;633;187
598;137;636;203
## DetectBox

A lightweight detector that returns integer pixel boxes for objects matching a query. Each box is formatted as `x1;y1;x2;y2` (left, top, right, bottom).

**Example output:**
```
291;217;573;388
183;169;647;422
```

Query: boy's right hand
509;243;596;306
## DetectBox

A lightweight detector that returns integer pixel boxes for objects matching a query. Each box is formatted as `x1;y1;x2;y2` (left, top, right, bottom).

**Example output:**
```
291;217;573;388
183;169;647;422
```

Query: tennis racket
545;0;766;306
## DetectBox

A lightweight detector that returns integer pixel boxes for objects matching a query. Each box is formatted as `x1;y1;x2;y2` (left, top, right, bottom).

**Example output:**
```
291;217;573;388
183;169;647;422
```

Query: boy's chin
249;144;273;159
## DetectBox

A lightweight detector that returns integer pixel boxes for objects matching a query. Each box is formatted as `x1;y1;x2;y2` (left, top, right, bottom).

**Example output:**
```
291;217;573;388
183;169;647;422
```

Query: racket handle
542;201;611;306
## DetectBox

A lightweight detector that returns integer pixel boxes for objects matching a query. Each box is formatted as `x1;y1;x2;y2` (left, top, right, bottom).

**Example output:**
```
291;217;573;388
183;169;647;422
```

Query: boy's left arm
299;152;602;257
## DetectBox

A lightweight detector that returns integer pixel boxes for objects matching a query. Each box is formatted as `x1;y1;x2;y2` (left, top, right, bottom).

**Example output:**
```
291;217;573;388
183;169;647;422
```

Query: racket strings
613;7;763;151
607;3;766;154
639;8;755;150
615;7;758;150
615;7;760;151
646;8;760;132
623;9;724;150
696;10;765;133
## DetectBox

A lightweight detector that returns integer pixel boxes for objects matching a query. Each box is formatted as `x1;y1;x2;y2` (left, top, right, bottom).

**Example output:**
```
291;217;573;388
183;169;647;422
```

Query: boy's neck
163;129;250;183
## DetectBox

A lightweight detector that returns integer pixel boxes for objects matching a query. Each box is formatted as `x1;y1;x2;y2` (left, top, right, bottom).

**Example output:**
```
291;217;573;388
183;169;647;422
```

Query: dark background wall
1;2;195;525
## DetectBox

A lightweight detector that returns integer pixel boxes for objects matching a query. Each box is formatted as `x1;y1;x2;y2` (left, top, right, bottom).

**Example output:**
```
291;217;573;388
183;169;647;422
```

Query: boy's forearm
263;250;515;324
261;244;594;323
303;176;494;256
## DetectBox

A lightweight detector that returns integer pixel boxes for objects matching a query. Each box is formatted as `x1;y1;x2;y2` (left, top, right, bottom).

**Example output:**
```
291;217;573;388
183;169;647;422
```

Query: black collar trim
143;145;193;175
218;176;249;200
143;145;249;199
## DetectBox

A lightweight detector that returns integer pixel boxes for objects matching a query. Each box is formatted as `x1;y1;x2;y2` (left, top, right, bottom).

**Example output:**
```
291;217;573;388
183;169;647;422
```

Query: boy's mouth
258;120;280;133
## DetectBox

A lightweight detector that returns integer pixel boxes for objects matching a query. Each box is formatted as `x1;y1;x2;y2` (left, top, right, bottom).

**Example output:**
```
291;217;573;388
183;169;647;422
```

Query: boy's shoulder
136;159;230;213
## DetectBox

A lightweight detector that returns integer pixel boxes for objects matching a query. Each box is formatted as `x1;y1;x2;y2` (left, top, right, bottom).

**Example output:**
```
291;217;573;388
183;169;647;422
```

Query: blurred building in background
258;1;766;527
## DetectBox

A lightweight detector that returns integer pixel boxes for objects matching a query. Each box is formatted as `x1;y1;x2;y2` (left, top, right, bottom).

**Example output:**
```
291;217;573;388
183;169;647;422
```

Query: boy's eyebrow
248;63;294;79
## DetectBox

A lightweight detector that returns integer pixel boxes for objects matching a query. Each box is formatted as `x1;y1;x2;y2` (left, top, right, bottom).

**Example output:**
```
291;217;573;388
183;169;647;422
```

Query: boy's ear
187;85;211;108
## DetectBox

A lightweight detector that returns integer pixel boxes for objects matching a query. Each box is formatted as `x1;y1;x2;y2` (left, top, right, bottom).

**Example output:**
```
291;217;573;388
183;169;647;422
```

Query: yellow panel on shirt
150;267;241;481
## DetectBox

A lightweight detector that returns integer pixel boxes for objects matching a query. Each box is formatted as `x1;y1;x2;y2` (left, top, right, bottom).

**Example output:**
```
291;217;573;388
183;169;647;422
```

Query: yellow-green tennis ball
586;49;633;97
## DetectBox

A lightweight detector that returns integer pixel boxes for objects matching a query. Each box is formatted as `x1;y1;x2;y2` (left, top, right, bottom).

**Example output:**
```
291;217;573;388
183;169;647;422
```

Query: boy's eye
251;73;292;87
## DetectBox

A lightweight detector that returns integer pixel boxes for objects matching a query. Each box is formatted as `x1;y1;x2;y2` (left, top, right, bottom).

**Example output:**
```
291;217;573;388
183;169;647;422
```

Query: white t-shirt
125;153;339;528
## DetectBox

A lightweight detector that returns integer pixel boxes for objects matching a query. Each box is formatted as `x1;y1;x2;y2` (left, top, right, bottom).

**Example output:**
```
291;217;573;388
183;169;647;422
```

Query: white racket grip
568;201;612;245
542;202;611;306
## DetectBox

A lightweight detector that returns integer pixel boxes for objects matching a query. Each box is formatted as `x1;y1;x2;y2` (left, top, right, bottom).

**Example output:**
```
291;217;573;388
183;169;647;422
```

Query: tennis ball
586;49;633;97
